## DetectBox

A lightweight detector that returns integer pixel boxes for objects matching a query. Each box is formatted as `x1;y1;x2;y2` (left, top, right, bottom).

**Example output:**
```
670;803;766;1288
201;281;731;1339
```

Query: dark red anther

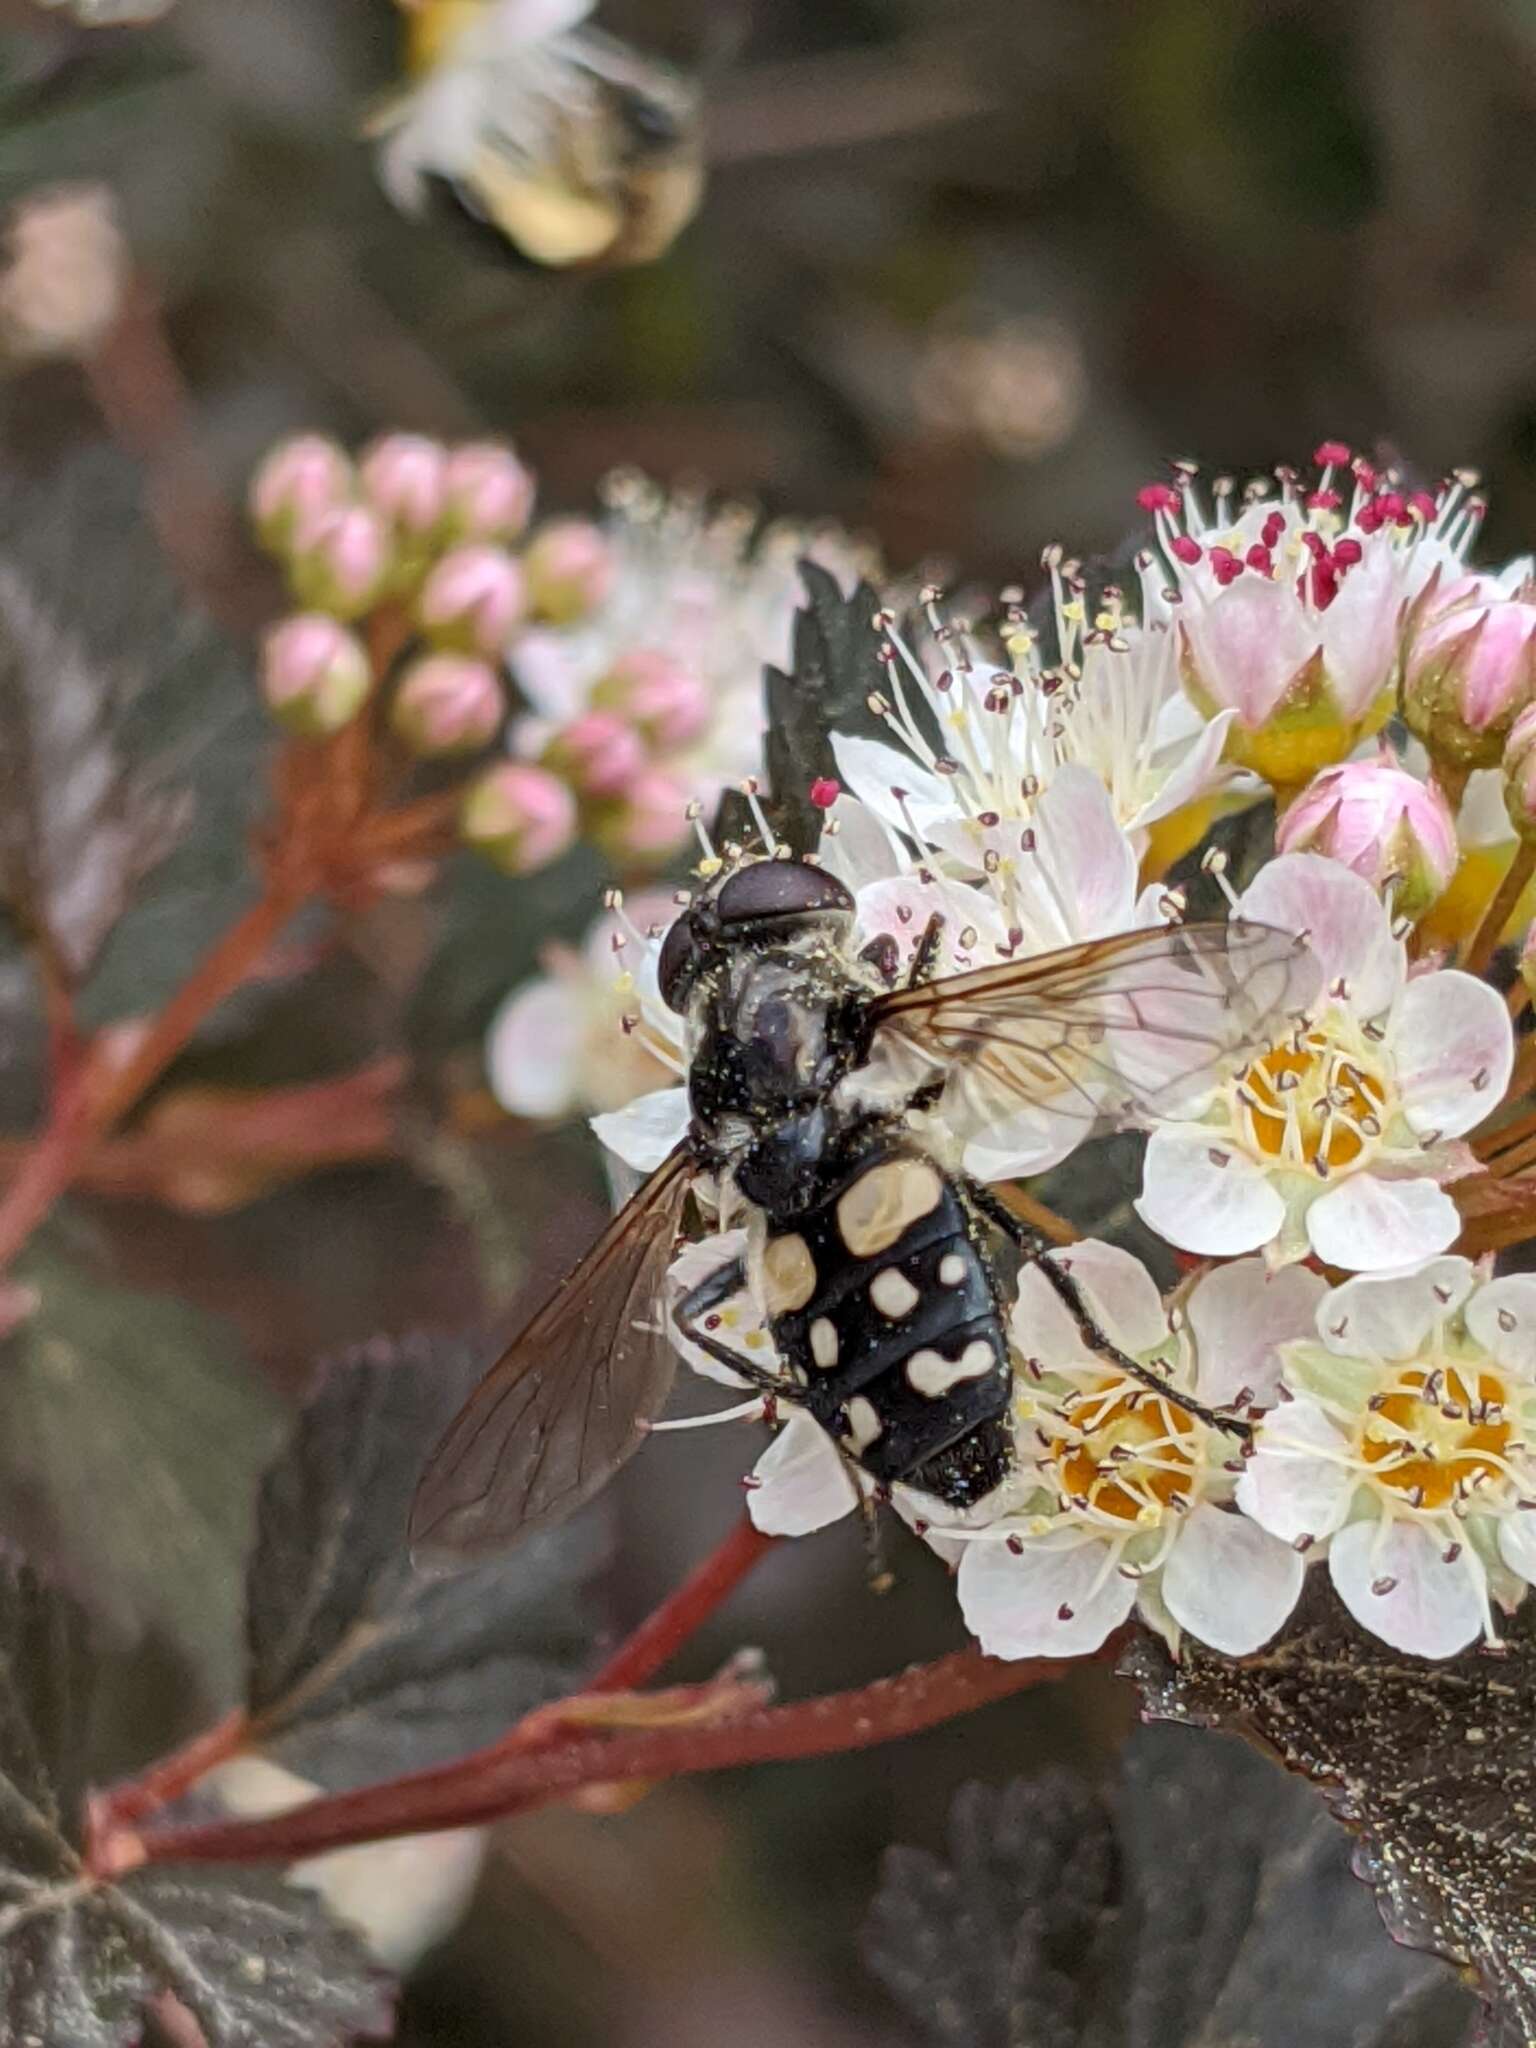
1169;535;1202;565
1306;488;1341;512
1245;544;1273;574
1261;510;1286;550
1136;482;1182;515
1210;546;1243;587
809;777;841;810
1332;538;1363;568
1408;490;1437;523
1314;439;1351;467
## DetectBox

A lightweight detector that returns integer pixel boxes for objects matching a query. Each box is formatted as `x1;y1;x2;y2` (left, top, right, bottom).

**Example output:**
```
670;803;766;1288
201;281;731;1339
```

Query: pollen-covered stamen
1356;1363;1520;1512
1034;1368;1207;1530
1231;1019;1394;1174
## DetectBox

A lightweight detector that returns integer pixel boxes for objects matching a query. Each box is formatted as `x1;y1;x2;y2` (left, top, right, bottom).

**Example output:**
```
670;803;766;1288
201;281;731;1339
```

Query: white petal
747;1411;859;1536
1238;854;1404;1019
1234;1397;1355;1544
957;1532;1137;1659
1044;1240;1171;1360
509;626;598;721
1029;765;1140;940
1463;1273;1536;1380
1497;1508;1536;1586
1315;1256;1475;1361
962;1103;1093;1182
590;1085;690;1173
1179;576;1317;725
1391;970;1514;1140
1135;1126;1287;1256
1161;1502;1305;1655
831;734;950;836
854;874;1004;975
1008;1259;1099;1373
1304;1173;1459;1273
817;795;901;893
485;980;582;1118
1186;1258;1327;1408
1133;706;1239;829
1328;1518;1487;1658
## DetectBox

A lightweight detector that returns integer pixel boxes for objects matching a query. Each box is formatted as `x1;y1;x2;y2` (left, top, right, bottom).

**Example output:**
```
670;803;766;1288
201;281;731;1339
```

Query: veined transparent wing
869;919;1320;1152
410;1145;694;1561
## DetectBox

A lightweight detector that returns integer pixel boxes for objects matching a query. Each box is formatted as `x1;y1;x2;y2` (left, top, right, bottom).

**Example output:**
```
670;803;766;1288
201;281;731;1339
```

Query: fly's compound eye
658;911;707;1014
713;859;854;929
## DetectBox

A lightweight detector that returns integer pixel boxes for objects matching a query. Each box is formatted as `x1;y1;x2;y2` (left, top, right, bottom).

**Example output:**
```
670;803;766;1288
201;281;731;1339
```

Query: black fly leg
963;1179;1254;1442
671;1253;788;1400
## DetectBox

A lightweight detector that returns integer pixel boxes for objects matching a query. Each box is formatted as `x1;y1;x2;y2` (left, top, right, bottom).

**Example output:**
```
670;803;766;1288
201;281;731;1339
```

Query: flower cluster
500;442;1536;1662
250;434;870;877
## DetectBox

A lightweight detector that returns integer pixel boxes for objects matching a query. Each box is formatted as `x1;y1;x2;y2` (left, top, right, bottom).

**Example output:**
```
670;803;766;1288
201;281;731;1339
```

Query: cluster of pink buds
249;430;641;879
1136;443;1484;788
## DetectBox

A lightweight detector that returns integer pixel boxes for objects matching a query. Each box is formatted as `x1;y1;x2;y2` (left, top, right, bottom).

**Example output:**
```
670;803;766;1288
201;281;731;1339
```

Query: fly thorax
685;946;855;1133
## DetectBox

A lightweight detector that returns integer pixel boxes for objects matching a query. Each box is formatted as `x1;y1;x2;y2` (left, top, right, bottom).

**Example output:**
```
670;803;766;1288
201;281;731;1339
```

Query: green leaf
246;1333;607;1791
0;1230;283;1704
1126;1578;1532;2046
0;1554;396;2048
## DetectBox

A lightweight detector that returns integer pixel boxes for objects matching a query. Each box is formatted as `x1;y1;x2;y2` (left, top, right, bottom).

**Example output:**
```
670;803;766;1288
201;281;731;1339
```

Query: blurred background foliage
0;0;1529;2040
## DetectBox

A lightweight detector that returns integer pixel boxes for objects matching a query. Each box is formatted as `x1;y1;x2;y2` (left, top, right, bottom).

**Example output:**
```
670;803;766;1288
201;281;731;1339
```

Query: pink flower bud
1276;757;1458;918
286;504;392;620
523;519;613;626
442;441;535;542
249;435;353;551
415;544;526;654
541;711;646;799
460;762;577;875
358;433;450;536
1504;703;1536;843
1403;582;1536;770
260;614;372;737
590;769;692;864
391;652;506;756
592;648;711;750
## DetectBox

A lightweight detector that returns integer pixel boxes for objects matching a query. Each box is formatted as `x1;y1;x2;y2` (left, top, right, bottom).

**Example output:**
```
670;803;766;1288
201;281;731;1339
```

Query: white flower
830;561;1244;861
1135;853;1513;1271
1236;1257;1536;1657
486;891;682;1122
946;1243;1321;1659
1141;452;1481;755
513;473;874;811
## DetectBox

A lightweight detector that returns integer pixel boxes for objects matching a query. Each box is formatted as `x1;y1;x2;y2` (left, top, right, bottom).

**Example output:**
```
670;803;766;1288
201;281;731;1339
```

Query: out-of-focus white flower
512;472;876;827
946;1243;1321;1659
1140;447;1482;784
1135;854;1512;1271
209;1754;485;1971
1237;1257;1536;1657
830;564;1243;863
487;890;682;1121
0;183;128;364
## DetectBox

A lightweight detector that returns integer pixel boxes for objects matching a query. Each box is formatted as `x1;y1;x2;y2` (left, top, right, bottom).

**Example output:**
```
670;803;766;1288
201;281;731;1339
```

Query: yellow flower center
1045;1372;1202;1526
1357;1363;1514;1511
1235;1025;1390;1174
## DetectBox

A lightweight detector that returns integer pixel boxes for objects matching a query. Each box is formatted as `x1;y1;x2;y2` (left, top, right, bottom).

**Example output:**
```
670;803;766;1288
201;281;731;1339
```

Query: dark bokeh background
0;1;1531;2040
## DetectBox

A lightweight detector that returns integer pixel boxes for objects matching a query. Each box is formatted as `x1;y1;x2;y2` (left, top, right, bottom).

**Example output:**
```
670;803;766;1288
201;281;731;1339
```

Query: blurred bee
370;0;704;269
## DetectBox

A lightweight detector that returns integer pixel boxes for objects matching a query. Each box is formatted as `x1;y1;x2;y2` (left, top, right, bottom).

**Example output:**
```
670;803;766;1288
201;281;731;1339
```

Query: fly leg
963;1178;1254;1441
908;912;945;987
671;1254;789;1400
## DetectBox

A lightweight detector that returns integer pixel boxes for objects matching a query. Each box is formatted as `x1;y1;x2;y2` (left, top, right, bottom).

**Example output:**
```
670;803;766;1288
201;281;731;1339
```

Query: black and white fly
411;856;1318;1557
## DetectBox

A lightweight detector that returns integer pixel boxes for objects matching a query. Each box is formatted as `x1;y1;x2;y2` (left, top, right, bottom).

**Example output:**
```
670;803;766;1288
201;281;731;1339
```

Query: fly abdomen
756;1141;1013;1507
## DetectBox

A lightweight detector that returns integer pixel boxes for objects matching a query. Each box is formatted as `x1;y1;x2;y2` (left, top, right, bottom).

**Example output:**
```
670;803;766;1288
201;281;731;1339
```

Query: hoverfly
372;0;704;270
412;852;1318;1558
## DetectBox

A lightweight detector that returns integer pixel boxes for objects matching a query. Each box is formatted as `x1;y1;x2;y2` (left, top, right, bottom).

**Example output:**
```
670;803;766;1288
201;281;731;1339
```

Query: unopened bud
1276;757;1458;918
391;652;506;756
249;434;354;553
286;504;391;620
590;768;692;864
1503;703;1536;842
524;519;613;626
260;614;371;737
415;543;526;654
461;762;577;876
592;648;711;750
541;711;646;799
1403;579;1536;770
442;441;535;543
358;433;449;537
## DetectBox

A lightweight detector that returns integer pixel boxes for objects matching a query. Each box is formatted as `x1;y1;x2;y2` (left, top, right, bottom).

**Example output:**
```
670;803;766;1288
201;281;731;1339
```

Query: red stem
126;1647;1069;1867
93;1709;251;1833
587;1516;776;1694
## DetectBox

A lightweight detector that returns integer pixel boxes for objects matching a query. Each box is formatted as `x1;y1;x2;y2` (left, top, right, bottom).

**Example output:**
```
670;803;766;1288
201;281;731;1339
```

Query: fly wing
868;919;1320;1151
410;1145;694;1560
